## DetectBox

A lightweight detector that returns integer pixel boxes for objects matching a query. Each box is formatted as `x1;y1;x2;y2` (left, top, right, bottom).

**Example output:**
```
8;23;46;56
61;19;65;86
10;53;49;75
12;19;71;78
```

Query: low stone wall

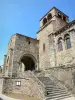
0;77;4;93
2;72;45;99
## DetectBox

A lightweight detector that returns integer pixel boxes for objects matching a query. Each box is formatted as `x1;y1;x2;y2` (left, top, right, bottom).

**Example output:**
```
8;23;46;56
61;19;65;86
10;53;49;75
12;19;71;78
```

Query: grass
6;93;41;100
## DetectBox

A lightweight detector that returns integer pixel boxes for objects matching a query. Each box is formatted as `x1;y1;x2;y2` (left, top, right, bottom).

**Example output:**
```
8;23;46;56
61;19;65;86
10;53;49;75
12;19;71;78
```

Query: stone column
3;55;7;76
49;34;56;67
36;60;39;71
21;63;25;72
8;48;13;77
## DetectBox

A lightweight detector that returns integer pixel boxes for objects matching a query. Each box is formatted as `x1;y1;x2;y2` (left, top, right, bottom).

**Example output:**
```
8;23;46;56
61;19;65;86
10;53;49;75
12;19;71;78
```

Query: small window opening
16;81;21;86
58;37;63;51
43;43;45;52
47;13;52;20
64;34;71;49
28;41;30;44
63;16;66;21
43;18;47;25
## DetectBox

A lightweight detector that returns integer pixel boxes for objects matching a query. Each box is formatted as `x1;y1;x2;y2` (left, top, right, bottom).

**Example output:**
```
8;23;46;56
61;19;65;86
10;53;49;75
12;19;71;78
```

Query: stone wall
49;34;56;68
54;25;75;67
0;67;2;77
0;78;4;93
4;33;39;76
37;21;54;70
3;34;16;76
3;72;45;99
12;34;39;75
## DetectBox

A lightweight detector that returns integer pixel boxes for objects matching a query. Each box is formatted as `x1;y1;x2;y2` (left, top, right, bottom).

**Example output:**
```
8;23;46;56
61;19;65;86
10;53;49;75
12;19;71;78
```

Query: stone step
46;88;64;90
39;80;55;82
46;91;68;95
46;93;70;98
45;86;59;89
46;95;71;100
44;83;56;85
45;85;61;88
46;89;68;94
45;91;70;96
46;90;69;94
40;80;54;82
46;94;70;99
41;82;55;85
40;80;55;83
38;77;71;100
38;77;50;80
45;85;64;88
45;87;65;91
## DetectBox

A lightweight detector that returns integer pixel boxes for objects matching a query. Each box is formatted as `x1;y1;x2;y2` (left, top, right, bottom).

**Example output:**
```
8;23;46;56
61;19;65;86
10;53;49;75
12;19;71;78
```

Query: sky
0;0;75;66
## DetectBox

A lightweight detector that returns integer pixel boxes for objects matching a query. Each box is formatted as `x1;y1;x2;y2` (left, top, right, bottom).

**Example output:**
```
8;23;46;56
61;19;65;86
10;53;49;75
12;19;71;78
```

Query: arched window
43;18;47;25
58;37;63;51
47;13;52;20
64;34;71;49
58;12;62;18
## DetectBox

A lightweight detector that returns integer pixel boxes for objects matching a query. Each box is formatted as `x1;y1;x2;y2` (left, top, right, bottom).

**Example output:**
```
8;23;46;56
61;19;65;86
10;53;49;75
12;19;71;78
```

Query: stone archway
19;54;37;72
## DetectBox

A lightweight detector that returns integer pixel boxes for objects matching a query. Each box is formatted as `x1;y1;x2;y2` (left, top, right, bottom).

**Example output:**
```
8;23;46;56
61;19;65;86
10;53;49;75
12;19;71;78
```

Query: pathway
0;94;20;100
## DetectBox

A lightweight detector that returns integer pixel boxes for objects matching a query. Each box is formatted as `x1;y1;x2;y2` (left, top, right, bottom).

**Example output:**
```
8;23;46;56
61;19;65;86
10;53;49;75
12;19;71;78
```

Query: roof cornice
54;20;75;35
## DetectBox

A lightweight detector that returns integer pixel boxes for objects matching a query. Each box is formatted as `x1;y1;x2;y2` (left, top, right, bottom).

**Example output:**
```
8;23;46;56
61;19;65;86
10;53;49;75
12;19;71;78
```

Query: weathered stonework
1;7;75;99
3;34;39;77
0;78;4;93
2;71;45;99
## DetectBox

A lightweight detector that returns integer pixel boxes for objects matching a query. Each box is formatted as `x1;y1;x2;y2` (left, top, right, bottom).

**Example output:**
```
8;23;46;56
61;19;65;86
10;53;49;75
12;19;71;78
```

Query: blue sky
0;0;75;65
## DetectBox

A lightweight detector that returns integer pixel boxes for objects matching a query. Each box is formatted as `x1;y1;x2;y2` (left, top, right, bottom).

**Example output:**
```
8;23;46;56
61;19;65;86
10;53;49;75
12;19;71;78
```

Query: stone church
0;7;75;100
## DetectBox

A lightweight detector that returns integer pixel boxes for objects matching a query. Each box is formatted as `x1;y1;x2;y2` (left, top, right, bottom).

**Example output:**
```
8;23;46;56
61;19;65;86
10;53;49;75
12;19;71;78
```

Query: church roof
54;20;75;35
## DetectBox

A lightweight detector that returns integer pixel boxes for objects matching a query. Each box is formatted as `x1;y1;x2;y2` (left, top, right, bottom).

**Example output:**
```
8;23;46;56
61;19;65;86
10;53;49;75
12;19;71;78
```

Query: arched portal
19;55;37;72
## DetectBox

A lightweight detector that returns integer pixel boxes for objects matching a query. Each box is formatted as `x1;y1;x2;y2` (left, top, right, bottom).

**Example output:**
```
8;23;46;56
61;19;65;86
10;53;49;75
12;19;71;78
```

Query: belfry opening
20;56;35;71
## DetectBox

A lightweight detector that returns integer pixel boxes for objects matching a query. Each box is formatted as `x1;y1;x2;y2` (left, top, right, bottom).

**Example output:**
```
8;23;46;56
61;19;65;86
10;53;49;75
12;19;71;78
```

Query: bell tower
39;7;69;33
37;7;69;70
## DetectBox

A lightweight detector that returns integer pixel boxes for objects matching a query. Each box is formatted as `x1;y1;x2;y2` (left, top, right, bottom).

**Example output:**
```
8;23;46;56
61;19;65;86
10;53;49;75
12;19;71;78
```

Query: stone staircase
38;77;72;100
